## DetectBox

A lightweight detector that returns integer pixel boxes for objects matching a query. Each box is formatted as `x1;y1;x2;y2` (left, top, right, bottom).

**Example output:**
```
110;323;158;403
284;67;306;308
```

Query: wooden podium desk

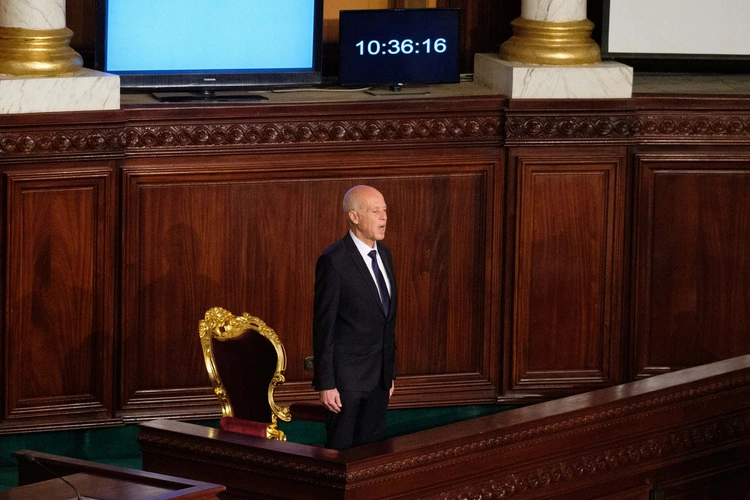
138;356;750;499
3;450;224;499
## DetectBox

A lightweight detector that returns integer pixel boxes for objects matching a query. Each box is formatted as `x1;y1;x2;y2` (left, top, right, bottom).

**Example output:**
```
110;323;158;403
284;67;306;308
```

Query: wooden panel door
119;149;503;420
632;151;750;378
2;162;116;430
505;147;627;400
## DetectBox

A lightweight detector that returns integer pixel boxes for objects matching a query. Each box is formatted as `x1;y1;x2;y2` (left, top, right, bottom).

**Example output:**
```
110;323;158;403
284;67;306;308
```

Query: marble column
474;0;632;98
0;0;120;113
0;0;82;76
523;0;586;20
500;0;600;65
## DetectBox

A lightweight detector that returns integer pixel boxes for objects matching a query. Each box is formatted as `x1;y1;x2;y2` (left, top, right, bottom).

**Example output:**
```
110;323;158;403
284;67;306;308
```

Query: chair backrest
199;307;291;439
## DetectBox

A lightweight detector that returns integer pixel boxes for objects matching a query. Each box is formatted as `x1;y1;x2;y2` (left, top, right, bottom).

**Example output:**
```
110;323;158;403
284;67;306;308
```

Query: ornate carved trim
120;116;502;149
0;128;123;156
505;115;636;141
140;374;750;488
505;112;750;142
432;411;750;499
5;111;750;155
345;375;750;482
138;434;347;487
0;116;501;156
633;114;750;138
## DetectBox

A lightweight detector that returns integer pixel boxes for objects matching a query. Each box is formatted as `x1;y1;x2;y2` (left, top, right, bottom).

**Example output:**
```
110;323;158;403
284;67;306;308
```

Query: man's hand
390;380;395;398
320;388;342;413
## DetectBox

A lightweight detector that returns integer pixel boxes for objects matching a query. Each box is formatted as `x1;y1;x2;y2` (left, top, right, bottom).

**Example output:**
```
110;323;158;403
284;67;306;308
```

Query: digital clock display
354;38;449;56
339;9;460;87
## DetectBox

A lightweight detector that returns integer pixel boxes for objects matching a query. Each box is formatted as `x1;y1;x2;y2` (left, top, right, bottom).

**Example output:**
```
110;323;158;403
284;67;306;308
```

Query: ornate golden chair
199;307;292;440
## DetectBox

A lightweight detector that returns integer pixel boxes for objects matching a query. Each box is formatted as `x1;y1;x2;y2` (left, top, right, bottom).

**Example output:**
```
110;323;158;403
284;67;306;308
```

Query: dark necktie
368;249;390;315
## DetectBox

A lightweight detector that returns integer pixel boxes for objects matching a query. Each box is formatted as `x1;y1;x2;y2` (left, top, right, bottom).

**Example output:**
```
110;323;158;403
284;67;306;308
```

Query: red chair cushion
219;416;268;438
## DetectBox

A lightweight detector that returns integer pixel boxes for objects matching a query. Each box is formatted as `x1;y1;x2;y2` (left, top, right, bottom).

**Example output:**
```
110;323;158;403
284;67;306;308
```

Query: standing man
313;185;397;449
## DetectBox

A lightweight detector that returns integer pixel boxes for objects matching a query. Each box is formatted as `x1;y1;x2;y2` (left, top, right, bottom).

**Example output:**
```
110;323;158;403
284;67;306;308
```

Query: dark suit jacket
313;233;397;393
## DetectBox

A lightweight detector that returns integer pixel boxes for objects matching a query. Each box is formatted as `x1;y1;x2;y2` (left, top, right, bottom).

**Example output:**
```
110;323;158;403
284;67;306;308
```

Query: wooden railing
138;355;750;499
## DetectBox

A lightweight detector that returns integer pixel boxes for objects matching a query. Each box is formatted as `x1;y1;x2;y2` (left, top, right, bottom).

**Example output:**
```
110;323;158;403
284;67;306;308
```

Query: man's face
350;188;387;246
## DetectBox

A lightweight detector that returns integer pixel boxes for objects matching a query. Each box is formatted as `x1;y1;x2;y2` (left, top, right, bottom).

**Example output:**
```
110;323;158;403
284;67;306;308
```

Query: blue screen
105;0;316;73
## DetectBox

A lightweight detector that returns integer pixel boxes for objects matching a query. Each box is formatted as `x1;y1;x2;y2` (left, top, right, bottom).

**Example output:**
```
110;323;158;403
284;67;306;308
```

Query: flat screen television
602;0;750;71
96;0;324;96
338;9;460;88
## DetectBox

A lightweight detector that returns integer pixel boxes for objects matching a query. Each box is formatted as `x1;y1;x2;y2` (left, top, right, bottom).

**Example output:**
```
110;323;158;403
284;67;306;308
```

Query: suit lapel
380;248;396;319
343;235;387;315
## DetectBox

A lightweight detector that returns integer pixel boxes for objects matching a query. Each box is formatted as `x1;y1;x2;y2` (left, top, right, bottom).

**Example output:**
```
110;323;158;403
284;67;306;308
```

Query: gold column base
499;17;601;66
0;26;83;76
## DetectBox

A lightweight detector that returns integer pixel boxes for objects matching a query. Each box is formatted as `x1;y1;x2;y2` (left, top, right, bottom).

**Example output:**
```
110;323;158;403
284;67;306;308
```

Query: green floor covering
0;404;511;490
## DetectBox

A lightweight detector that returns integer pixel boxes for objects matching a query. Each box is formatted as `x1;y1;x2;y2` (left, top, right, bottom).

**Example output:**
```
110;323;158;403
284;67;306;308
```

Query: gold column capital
0;26;83;76
499;17;601;66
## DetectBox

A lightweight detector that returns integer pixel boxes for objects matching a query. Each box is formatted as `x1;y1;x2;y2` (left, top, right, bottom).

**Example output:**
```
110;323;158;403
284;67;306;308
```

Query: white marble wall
521;0;587;22
0;0;66;30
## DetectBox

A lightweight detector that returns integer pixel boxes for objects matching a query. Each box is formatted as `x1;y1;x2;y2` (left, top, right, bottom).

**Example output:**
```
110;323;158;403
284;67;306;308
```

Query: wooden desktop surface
6;451;224;500
0;472;201;499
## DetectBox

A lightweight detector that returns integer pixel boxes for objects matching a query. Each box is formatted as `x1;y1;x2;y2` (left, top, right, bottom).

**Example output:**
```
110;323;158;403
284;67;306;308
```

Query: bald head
343;185;382;214
343;185;388;247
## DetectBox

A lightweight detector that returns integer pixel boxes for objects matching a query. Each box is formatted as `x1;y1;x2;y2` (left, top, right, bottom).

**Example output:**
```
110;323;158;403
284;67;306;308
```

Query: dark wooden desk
139;355;750;499
5;451;224;499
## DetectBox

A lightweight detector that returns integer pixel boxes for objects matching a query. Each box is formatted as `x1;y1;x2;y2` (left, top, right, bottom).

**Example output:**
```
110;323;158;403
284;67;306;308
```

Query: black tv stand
152;89;269;103
364;84;431;97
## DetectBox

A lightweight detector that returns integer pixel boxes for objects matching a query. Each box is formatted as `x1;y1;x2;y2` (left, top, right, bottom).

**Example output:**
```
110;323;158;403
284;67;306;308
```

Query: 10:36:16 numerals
355;38;447;56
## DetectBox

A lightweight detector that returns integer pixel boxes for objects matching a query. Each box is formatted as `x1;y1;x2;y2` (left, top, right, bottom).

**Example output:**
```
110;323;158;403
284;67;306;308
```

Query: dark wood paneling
382;160;503;406
3;90;750;430
506;147;626;399
119;151;502;419
442;0;509;72
656;462;750;499
633;152;750;378
66;0;96;54
3;162;115;430
0;94;505;430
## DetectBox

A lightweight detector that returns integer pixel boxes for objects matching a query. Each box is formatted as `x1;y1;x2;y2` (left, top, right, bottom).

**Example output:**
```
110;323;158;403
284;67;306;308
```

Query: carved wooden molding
634;114;750;138
0;116;501;156
122;116;502;148
505;115;636;141
0;128;123;156
139;434;347;486
434;412;750;499
138;373;750;487
347;376;750;483
505;113;750;141
4;111;750;156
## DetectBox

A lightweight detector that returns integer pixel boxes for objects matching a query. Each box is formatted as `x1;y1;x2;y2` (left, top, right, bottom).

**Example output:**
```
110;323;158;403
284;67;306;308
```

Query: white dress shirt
349;230;392;297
